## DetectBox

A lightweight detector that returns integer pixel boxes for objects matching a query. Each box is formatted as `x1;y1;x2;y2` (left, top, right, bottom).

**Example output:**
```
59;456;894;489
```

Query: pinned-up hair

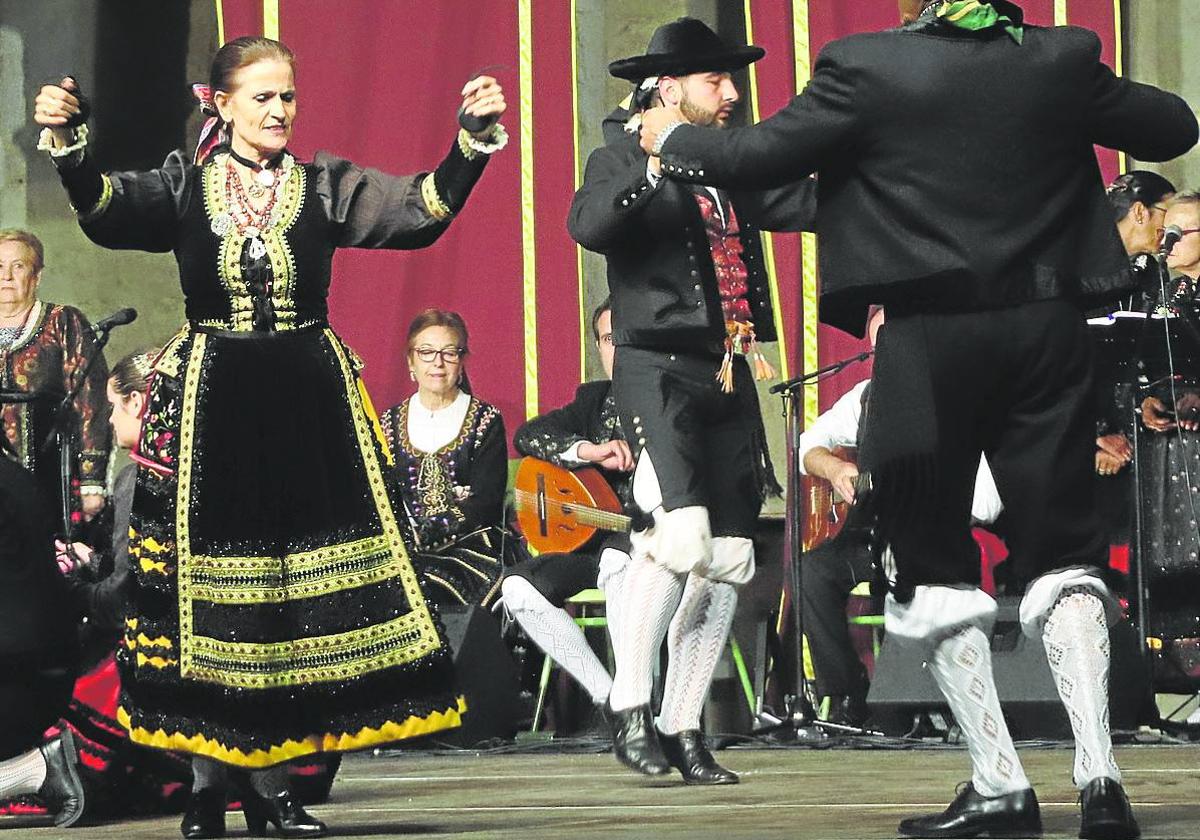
1106;170;1177;222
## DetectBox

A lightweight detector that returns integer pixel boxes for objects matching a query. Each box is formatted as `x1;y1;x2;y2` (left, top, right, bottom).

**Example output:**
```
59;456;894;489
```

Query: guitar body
800;445;855;551
513;457;626;554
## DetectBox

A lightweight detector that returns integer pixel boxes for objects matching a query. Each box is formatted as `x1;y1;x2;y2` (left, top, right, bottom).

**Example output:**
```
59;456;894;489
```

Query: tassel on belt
716;320;775;393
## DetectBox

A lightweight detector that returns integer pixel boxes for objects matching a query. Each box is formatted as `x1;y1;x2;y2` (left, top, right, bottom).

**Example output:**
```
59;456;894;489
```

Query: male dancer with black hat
569;17;815;785
641;0;1196;835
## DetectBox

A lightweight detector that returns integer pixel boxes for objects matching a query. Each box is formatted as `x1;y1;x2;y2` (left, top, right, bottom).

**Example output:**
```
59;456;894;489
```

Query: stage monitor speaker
433;604;521;747
867;597;1154;739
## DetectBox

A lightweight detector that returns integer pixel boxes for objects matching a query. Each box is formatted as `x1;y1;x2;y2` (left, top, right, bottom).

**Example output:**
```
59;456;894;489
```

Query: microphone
91;307;137;333
1160;224;1184;257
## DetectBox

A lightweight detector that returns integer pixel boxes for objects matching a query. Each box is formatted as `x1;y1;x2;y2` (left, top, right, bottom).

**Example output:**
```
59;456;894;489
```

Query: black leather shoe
658;729;738;785
37;730;86;828
241;789;327;838
826;694;869;729
898;782;1042;838
607;703;670;776
181;787;227;839
1080;777;1139;840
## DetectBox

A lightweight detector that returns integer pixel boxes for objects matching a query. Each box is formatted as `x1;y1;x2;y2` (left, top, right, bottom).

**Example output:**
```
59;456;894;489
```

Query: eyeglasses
413;346;464;363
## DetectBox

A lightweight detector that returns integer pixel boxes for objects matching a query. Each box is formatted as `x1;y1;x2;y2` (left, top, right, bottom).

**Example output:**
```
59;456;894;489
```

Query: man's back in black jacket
657;13;1198;335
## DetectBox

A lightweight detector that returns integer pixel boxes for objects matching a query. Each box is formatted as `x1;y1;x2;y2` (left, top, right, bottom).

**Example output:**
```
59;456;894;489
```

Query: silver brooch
210;212;234;238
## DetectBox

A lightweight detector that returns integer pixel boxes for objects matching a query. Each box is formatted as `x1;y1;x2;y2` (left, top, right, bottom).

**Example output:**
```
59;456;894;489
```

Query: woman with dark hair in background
1089;172;1179;546
380;309;512;608
35;33;506;839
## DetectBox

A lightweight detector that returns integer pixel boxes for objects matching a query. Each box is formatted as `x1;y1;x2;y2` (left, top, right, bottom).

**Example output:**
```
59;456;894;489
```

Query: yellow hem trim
118;695;467;769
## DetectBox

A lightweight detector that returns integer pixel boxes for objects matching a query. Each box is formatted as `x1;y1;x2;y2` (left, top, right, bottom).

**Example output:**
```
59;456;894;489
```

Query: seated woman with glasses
380;309;513;608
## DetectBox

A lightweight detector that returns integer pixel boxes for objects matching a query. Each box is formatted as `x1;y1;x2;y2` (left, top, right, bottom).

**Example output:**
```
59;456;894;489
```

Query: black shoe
658;729;739;785
36;730;86;828
607;703;670;776
826;694;869;729
898;782;1042;838
181;787;227;839
1080;777;1139;840
241;789;327;838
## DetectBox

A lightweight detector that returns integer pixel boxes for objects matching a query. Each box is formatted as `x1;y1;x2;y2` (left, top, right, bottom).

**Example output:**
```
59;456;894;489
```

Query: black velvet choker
226;146;285;173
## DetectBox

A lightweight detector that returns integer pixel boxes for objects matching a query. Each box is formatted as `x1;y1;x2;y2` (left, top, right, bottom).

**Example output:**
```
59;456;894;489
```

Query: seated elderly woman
380;309;512;607
0;229;110;524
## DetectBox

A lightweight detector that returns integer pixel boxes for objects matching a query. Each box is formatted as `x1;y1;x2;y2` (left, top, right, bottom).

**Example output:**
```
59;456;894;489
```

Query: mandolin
513;457;630;554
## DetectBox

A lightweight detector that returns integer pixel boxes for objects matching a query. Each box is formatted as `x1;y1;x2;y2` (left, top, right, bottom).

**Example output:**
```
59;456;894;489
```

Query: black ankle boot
607;702;670;776
181;787;227;839
1080;777;1139;840
241;789;327;838
37;730;86;828
658;729;738;785
898;782;1042;838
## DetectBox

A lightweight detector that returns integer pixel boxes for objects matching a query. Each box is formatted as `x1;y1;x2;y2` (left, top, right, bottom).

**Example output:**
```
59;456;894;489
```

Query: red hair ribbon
191;83;225;165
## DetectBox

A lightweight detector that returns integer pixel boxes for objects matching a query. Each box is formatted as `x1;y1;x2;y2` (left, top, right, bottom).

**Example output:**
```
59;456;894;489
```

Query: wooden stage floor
4;742;1198;839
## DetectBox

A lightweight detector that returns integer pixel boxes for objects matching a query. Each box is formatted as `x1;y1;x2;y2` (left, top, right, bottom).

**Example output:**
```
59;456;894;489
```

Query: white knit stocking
249;764;288;797
1042;588;1122;788
928;625;1030;797
503;576;613;704
658;574;738;735
607;555;684;712
191;756;228;793
0;748;46;798
597;548;629;659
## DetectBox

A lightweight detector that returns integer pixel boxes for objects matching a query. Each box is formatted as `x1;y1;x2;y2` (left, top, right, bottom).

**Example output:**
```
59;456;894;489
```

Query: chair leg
530;653;554;733
727;636;757;719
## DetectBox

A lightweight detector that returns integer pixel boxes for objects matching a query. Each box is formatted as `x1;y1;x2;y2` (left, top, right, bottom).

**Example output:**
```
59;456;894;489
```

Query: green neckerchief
925;0;1025;44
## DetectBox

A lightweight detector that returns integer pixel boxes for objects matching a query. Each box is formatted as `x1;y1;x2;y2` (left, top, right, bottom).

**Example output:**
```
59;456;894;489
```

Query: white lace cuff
37;125;89;166
458;124;509;160
651;120;685;157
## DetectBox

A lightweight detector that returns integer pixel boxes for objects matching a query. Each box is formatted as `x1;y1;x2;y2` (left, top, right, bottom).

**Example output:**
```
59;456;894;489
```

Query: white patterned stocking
658;574;738;735
928;624;1030;797
503;576;613;703
1042;588;1122;788
607;555;684;712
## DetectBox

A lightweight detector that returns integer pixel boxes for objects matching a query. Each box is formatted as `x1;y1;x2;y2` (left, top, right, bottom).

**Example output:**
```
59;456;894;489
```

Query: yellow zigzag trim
118;695;467;768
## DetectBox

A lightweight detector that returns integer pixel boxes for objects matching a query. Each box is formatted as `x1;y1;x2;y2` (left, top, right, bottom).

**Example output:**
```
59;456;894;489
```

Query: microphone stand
39;323;119;540
756;349;881;739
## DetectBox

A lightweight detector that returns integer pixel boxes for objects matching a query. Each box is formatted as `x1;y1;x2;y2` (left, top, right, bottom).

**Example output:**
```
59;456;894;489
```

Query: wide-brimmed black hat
608;17;764;81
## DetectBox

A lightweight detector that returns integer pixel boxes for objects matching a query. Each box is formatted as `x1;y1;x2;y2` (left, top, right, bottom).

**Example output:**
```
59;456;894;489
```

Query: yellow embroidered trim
357;379;393;467
188;535;399;605
420;174;452;221
130;527;174;576
136;653;178;669
75;174;114;224
117;696;466;769
174;330;444;690
325;328;443;639
185;612;435;689
176;333;208;681
457;128;481;161
153;327;190;377
266;164;305;325
396;396;482;458
202;156;306;332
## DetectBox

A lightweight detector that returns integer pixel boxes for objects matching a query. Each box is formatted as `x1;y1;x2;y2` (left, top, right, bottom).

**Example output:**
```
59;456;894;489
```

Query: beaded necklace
209;153;295;261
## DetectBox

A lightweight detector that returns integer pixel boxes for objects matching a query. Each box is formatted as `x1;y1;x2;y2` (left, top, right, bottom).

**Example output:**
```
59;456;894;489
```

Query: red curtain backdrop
218;0;588;441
